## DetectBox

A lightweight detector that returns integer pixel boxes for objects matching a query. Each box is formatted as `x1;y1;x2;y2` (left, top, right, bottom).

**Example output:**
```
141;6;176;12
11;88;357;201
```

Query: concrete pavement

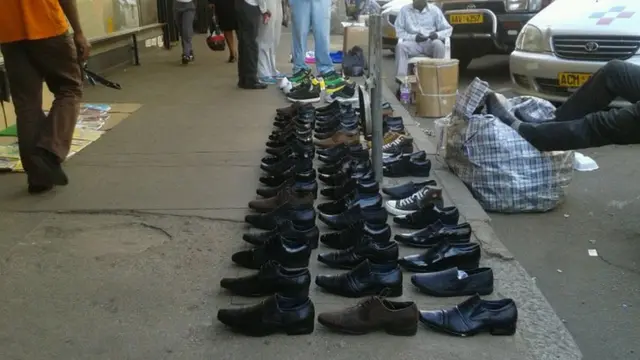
382;50;640;360
0;35;577;359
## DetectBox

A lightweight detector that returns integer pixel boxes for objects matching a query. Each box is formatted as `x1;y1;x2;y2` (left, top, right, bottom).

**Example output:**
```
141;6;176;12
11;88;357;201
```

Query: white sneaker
384;186;442;216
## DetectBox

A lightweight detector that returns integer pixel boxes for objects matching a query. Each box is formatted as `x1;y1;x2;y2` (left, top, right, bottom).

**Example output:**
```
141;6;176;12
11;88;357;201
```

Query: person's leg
181;2;196;59
257;20;272;79
421;39;445;59
29;35;82;165
243;2;261;84
289;0;312;73
235;0;248;84
555;60;640;121
224;31;237;61
395;41;423;76
0;42;46;184
174;2;187;56
310;0;333;75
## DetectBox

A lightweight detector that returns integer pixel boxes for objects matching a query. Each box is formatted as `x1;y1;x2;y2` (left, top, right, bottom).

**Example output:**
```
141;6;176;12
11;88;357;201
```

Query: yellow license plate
449;14;484;25
558;72;591;88
383;27;396;38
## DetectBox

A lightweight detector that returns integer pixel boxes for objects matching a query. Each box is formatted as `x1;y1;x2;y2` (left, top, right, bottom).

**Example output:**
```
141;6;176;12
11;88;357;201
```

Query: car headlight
506;0;527;11
515;24;550;52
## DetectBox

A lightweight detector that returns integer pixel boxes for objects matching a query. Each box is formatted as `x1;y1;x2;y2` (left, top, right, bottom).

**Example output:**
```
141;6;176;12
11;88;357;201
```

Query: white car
510;0;640;105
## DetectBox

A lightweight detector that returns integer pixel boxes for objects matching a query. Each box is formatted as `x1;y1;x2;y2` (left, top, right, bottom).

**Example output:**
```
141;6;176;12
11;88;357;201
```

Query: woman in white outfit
257;0;286;83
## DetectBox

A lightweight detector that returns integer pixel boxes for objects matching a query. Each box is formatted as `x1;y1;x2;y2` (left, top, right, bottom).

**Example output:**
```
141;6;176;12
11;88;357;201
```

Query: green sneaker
288;69;312;85
322;71;347;94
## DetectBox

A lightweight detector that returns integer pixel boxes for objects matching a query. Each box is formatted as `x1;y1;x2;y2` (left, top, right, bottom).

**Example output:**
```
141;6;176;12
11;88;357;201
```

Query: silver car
510;0;640;105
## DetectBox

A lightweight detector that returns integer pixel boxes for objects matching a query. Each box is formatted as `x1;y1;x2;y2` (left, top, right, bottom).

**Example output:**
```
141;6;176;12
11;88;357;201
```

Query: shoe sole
287;96;321;103
384;201;417;216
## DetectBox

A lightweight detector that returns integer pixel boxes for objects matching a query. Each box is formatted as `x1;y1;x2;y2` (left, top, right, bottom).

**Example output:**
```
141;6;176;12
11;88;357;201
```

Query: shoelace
382;136;405;151
397;187;428;208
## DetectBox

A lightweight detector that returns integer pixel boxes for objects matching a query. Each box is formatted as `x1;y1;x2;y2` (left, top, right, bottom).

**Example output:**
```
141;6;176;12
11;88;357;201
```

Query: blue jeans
290;0;334;74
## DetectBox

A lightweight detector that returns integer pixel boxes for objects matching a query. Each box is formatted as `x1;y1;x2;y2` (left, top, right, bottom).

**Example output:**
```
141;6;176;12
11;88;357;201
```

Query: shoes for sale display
384;186;443;216
382;135;414;157
242;219;319;248
287;78;322;103
313;130;360;148
255;170;316;198
398;241;481;273
317;150;368;175
276;101;314;119
261;155;313;176
217;294;315;336
220;260;312;297
367;131;402;149
325;82;358;103
393;203;460;229
419;294;517;337
381;180;437;200
317;191;382;215
322;70;347;94
394;222;472;248
411;267;494;297
317;159;373;187
317;296;419;335
314;120;359;140
382;116;406;134
320;221;391;250
317;144;366;164
245;203;316;230
248;186;316;213
315;259;403;298
319;203;388;230
317;237;399;270
258;165;315;188
383;150;432;178
321;178;379;200
231;235;312;270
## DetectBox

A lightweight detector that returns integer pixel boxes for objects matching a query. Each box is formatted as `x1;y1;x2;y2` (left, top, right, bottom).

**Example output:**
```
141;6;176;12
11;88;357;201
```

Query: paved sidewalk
0;34;579;359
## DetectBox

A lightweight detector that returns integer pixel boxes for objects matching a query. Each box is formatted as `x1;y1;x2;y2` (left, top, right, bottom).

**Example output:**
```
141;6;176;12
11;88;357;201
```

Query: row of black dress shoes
217;292;518;337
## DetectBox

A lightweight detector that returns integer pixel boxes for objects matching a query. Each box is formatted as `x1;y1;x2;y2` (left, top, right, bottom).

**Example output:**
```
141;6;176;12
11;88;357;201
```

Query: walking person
257;0;286;83
235;0;270;89
209;0;238;62
175;0;197;64
0;0;88;195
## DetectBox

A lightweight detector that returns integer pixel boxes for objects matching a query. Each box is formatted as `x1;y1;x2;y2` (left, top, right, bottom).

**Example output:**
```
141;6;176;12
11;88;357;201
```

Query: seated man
394;0;452;77
491;59;640;152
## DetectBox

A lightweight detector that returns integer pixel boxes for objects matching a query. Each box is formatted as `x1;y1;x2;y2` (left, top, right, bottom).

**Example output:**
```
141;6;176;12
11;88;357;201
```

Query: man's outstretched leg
489;93;640;151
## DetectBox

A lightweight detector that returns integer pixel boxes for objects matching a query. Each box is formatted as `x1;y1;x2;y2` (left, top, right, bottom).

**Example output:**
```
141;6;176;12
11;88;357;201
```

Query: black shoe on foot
239;81;268;90
217;294;315;336
30;149;68;186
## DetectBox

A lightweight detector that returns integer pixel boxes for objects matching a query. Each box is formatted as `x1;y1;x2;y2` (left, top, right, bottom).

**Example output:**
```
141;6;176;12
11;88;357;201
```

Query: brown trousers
0;33;82;175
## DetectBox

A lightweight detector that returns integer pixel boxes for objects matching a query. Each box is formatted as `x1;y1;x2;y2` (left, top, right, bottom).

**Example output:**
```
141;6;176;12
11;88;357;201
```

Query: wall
138;0;159;26
76;0;142;39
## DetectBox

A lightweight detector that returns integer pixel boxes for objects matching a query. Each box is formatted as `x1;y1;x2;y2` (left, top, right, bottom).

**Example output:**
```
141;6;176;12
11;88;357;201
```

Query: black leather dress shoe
245;204;316;230
256;171;316;198
221;260;311;297
317;191;383;215
411;267;493;297
383;151;432;178
382;180;437;199
316;143;363;158
321;221;391;249
259;160;313;187
393;204;460;229
242;220;319;248
394;222;472;248
318;151;369;175
318;239;399;270
398;241;481;273
321;178;379;200
419;295;517;337
319;204;388;230
265;138;314;157
315;260;403;298
238;81;268;90
277;102;314;118
231;236;312;269
217;294;315;336
319;166;374;187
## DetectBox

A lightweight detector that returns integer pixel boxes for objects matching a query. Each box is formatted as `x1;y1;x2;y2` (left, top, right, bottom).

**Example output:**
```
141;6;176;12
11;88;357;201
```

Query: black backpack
342;46;366;77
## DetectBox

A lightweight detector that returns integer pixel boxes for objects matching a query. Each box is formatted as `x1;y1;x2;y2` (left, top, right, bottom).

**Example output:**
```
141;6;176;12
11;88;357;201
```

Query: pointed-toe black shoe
220;260;311;297
411;267;493;297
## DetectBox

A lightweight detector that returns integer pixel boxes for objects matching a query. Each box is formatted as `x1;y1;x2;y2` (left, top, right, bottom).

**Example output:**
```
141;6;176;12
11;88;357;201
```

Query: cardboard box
343;25;369;55
415;93;456;118
415;59;459;95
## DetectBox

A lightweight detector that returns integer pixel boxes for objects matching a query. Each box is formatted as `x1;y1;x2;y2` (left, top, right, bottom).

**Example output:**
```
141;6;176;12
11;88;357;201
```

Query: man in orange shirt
0;0;91;194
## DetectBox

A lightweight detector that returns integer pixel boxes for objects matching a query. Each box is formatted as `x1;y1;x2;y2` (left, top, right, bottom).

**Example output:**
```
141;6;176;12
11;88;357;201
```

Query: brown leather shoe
317;296;419;335
248;187;314;213
313;130;360;148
